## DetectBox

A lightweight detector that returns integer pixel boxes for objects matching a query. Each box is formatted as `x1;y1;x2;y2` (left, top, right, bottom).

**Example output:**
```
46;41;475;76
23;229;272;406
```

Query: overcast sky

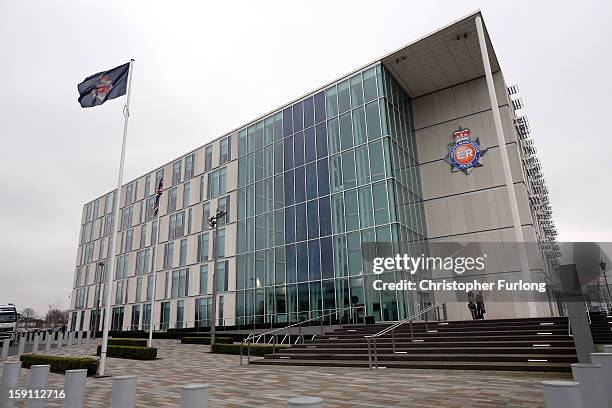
0;1;610;316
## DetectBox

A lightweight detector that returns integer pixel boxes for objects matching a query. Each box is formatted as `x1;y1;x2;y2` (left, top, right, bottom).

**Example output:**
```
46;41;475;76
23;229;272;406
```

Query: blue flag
77;62;130;108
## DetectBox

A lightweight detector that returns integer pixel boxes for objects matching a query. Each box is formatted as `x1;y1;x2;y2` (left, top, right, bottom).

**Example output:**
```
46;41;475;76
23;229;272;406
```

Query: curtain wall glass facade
234;64;426;324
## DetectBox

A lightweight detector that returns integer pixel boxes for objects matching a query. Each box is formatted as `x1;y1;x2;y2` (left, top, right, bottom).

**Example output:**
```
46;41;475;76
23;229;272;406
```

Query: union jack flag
153;178;163;216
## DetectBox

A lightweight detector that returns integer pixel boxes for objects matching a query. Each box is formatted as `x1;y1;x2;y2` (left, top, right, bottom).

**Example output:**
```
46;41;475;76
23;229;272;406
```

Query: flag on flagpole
77;62;130;108
154;177;164;216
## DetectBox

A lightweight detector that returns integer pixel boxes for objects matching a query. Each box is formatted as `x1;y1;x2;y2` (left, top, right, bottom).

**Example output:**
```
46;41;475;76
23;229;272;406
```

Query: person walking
467;290;477;319
475;291;486;319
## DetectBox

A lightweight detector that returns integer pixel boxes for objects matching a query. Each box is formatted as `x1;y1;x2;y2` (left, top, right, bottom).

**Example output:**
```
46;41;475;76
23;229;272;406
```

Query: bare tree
46;308;68;328
20;307;37;328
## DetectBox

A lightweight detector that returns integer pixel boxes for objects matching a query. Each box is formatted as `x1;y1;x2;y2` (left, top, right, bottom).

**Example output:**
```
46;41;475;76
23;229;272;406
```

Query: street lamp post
208;208;226;348
600;260;610;309
93;262;105;340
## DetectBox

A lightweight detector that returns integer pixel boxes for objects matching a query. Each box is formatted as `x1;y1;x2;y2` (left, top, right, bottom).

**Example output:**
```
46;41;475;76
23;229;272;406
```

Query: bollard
17;334;26;356
25;365;50;408
0;361;22;408
57;332;64;348
180;384;209;408
542;381;583;408
111;375;137;408
67;332;72;347
603;345;612;353
571;363;607;408
32;333;40;354
61;369;87;408
1;338;10;360
590;353;612;404
287;396;323;408
45;333;52;351
76;332;82;346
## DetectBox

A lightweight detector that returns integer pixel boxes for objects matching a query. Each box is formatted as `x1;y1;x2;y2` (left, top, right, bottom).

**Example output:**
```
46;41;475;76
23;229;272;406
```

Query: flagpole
148;210;162;347
99;59;135;377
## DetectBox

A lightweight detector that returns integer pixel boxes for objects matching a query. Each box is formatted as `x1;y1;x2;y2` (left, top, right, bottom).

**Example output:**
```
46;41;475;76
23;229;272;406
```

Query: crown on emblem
453;127;471;141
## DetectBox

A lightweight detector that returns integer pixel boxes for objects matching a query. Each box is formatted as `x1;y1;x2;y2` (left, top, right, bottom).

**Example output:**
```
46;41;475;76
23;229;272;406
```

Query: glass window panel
298;283;309;314
286;244;296;284
310;282;321;314
295;203;307;242
308;240;321;280
238;129;247;157
294;166;305;204
330;155;342;193
303;96;314;129
318;196;332;237
255;251;265;288
337;80;350;114
264;117;274;146
344;189;359;231
363;67;377;102
320;237;334;279
293;101;303;133
293;131;304;167
255;181;264;215
254;149;264;182
255;215;265;250
341;150;356;189
247;125;255;154
331;193;345;234
327;118;340;154
283;107;293;137
274;175;284;209
306;199;319;239
333;236;347;277
264;145;273;178
296;242;308;282
274;141;284;175
316;158;330;197
284;206;295;244
383;137;393;181
274;209;284;246
353;107;367;145
305;162;318;201
322;280;335;311
358;186;374;228
314;91;326;123
275;247;286;285
372;181;390;225
274;112;283;142
355;145;370;186
283;170;294;206
369;140;385;182
283;135;294;170
339;112;353;151
264;178;274;212
387;180;397;223
366;101;382;140
379;99;389;136
304;127;316;164
325;86;338;119
315;122;328;158
350;74;364;108
347;232;362;276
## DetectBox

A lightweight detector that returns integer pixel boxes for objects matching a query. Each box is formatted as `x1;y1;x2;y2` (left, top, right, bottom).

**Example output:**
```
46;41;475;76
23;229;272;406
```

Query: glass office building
70;13;556;331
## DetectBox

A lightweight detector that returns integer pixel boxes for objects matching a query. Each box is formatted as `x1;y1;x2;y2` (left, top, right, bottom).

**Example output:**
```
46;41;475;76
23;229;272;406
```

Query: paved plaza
0;339;569;407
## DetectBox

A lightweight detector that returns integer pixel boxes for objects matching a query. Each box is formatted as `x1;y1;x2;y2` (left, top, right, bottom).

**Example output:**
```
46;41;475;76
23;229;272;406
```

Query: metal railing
240;305;366;365
365;302;447;369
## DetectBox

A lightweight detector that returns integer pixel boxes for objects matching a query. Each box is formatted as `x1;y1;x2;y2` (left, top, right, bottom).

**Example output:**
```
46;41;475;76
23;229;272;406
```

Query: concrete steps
252;316;579;372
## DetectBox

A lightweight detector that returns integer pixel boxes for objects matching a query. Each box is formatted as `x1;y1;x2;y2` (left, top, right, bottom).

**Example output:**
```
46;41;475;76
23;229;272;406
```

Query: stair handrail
365;301;446;369
239;305;366;366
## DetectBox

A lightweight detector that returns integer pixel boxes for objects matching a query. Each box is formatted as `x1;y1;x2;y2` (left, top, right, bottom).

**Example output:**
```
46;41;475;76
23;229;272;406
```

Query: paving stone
0;339;568;407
